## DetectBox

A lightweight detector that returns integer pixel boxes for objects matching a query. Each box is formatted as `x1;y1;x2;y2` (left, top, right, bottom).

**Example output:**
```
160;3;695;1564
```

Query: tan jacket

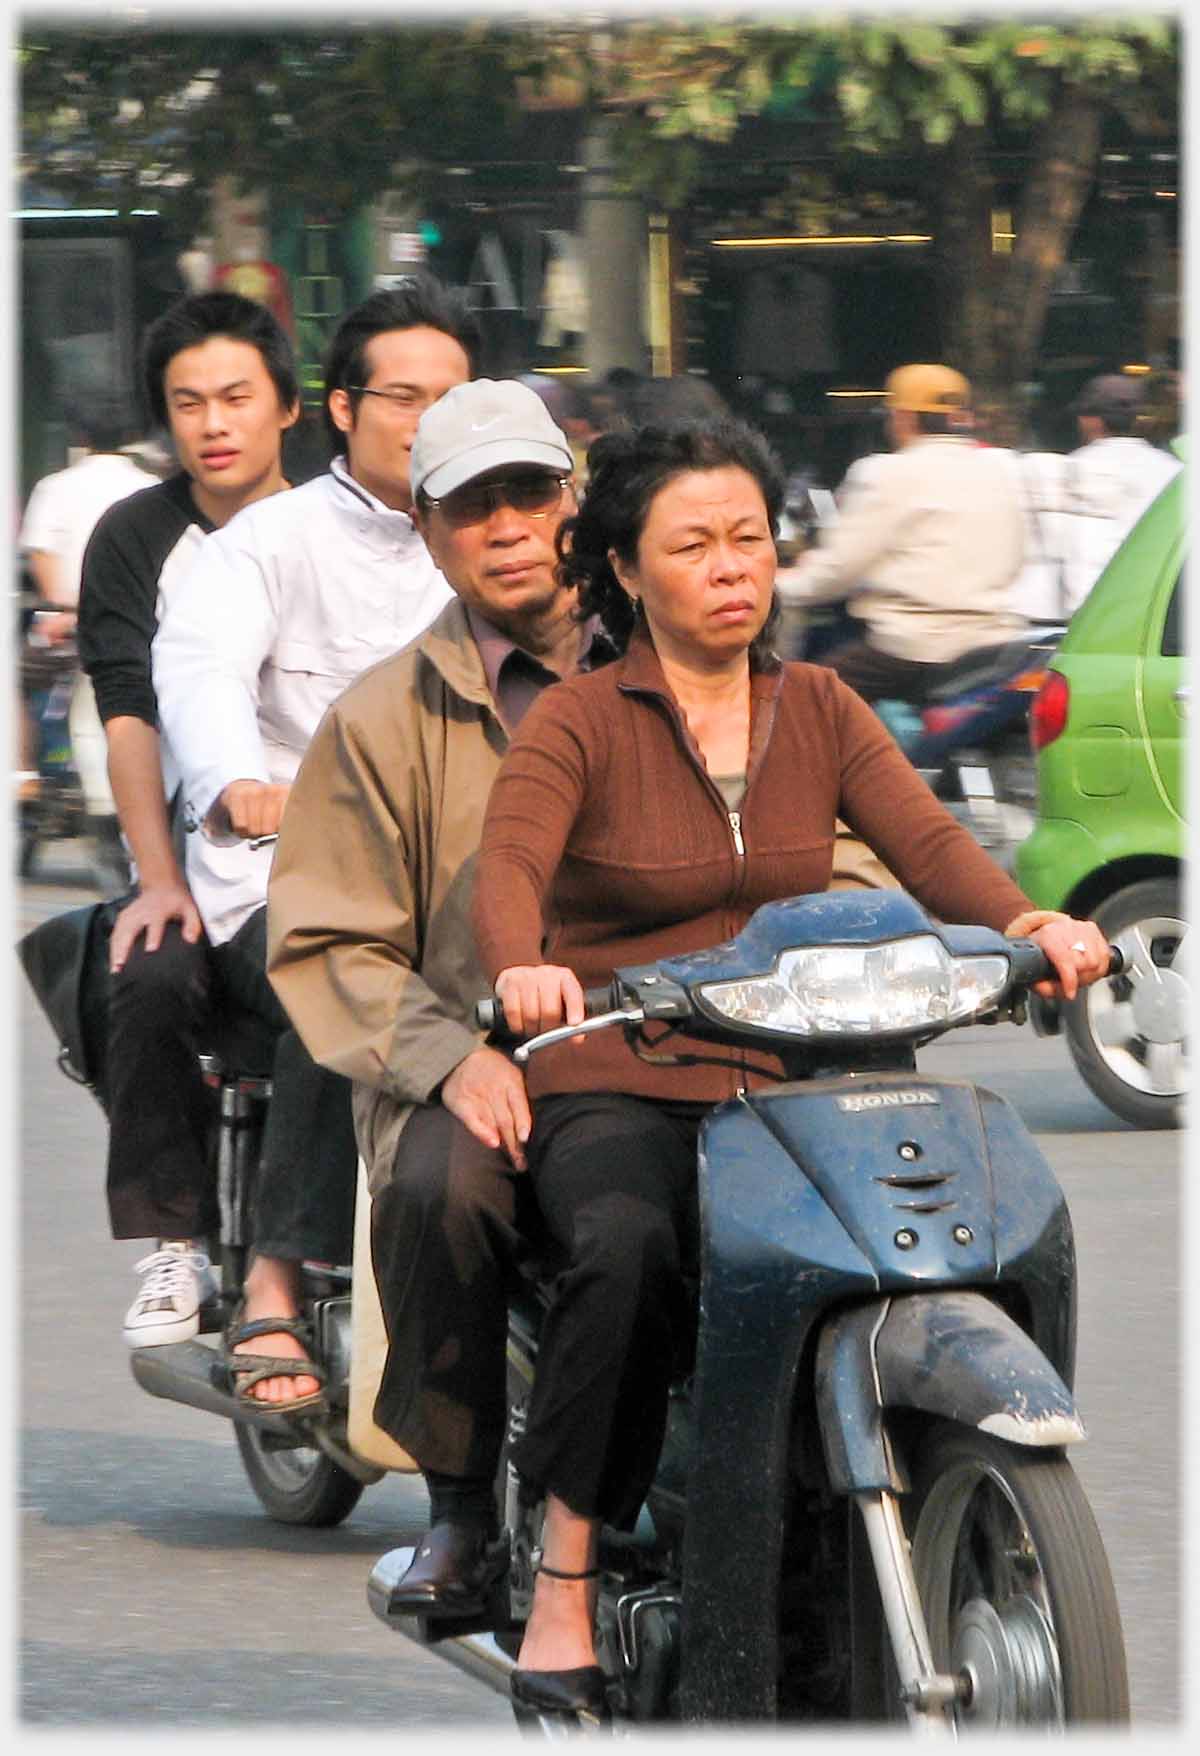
266;598;507;1191
778;435;1026;662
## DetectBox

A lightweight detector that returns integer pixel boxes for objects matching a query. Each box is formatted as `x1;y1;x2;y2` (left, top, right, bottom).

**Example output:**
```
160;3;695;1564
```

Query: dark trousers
106;921;216;1241
211;907;357;1266
372;1092;701;1530
104;904;356;1263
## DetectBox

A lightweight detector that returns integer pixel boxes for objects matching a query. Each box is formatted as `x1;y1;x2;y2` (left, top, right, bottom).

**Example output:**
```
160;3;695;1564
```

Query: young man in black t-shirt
77;290;300;1347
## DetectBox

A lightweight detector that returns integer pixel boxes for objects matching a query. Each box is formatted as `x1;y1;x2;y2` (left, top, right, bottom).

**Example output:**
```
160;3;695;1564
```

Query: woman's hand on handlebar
494;964;587;1039
1028;916;1111;1001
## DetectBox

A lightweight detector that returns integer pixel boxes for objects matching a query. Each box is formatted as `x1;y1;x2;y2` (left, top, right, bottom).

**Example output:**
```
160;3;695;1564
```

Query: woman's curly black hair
557;416;786;668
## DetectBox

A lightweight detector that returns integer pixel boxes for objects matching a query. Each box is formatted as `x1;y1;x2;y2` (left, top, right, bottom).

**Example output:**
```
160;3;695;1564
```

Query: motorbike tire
906;1422;1128;1727
1063;878;1187;1130
234;1419;365;1527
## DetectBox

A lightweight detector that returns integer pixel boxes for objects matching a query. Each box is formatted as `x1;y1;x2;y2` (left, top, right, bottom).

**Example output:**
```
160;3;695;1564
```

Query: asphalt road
14;848;1184;1733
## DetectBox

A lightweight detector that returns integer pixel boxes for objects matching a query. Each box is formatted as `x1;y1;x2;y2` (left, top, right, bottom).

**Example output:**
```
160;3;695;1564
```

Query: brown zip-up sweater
473;622;1033;1106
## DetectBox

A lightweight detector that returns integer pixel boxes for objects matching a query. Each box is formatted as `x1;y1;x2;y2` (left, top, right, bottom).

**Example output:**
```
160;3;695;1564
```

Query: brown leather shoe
388;1521;510;1615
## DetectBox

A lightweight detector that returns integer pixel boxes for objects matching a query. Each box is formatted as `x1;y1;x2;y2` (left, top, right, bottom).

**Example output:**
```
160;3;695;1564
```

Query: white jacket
777;436;1026;663
152;457;453;944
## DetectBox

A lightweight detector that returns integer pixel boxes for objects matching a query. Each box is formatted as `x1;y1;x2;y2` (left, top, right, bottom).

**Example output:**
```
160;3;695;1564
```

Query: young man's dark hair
141;290;301;429
321;273;483;447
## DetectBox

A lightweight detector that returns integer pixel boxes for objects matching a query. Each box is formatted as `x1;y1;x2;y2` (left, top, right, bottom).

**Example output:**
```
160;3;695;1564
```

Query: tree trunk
581;118;649;375
933;125;1001;396
995;88;1104;388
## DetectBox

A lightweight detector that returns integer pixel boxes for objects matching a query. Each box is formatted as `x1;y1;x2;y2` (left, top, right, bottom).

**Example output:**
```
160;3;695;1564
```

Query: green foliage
17;13;1179;227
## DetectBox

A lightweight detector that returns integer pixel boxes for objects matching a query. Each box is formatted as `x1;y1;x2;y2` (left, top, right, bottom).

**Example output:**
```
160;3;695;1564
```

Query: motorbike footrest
367;1545;520;1642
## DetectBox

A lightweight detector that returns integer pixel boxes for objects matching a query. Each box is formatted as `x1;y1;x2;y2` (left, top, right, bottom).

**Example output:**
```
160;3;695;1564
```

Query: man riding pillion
150;276;478;1406
266;379;605;1611
777;363;1027;703
77;292;302;1348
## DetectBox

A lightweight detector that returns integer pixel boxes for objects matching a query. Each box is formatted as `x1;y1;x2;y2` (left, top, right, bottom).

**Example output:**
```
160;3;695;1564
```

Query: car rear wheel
1065;878;1187;1129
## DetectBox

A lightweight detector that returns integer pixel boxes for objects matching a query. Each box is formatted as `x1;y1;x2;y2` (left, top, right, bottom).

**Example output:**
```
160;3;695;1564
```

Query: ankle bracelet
536;1562;600;1581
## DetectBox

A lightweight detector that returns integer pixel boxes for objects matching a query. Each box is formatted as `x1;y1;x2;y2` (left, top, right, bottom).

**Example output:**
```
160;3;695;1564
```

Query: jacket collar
419;600;617;722
416;598;499;715
329;453;419;529
616;618;784;782
617;616;782;702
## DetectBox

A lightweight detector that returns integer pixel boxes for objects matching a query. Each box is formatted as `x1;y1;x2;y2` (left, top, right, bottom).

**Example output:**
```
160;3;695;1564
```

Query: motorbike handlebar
474;940;1125;1039
1007;938;1125;987
475;984;615;1037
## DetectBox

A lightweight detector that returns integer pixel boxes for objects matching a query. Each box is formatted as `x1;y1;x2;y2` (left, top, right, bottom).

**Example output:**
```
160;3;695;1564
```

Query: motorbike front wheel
234;1420;365;1527
906;1423;1128;1727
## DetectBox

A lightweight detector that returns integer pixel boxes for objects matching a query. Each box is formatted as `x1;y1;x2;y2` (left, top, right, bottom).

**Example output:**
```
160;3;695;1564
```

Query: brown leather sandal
221;1304;328;1415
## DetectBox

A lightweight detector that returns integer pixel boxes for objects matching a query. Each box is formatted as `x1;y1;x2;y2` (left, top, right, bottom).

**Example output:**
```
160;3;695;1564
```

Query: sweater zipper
728;810;746;859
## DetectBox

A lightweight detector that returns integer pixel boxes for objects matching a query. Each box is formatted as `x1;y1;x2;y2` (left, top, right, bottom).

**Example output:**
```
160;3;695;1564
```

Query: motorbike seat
922;636;1042;704
197;1007;278;1085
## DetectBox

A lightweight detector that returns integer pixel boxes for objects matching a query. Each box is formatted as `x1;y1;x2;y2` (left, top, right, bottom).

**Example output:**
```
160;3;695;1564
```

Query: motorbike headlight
697;934;1010;1038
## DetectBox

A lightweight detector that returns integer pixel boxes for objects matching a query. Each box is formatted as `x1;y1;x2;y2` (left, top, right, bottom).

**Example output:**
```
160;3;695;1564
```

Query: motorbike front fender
817;1289;1086;1495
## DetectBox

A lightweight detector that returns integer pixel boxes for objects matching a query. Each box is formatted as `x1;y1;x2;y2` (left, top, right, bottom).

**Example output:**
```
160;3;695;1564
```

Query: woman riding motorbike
467;416;1111;1725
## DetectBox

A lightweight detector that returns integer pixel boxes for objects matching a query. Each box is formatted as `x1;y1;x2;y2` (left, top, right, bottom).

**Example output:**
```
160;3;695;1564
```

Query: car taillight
1030;671;1070;751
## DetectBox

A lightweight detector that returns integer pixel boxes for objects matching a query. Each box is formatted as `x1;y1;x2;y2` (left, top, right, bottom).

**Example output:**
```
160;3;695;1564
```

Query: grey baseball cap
411;378;574;501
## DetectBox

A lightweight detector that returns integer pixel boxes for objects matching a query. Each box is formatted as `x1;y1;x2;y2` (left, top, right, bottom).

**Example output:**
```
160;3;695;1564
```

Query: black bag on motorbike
16;898;122;1101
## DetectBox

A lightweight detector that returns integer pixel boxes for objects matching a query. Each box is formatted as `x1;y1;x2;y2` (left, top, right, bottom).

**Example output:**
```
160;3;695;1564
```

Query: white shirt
19;452;155;604
152;456;454;944
1055;437;1181;617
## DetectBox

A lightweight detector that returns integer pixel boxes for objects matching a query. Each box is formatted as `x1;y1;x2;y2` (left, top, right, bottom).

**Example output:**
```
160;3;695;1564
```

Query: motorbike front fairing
636;895;1080;1720
675;1077;1077;1719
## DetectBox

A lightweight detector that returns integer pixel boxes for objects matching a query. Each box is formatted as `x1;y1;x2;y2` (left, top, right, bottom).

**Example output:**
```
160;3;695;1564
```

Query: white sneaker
123;1242;219;1348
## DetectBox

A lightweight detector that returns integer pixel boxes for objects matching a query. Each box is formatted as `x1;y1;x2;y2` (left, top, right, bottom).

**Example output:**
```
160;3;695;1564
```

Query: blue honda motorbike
369;888;1128;1732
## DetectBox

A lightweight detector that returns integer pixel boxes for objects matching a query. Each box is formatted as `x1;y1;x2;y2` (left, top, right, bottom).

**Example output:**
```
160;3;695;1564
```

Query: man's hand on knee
110;882;203;972
440;1047;532;1172
212;779;292;841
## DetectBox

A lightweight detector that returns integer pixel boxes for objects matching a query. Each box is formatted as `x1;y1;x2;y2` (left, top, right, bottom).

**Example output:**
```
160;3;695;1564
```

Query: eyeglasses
346;386;431;416
423;473;571;528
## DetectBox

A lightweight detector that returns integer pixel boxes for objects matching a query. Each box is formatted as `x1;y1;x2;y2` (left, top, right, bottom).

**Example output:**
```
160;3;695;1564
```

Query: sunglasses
424;473;571;528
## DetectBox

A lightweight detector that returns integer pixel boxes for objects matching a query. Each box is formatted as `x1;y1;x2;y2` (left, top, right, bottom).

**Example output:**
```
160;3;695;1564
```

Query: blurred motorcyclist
16;395;154;799
775;363;1025;703
1045;374;1181;619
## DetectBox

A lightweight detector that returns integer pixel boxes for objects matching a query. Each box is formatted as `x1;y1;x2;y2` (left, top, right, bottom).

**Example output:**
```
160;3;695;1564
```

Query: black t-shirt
77;473;214;728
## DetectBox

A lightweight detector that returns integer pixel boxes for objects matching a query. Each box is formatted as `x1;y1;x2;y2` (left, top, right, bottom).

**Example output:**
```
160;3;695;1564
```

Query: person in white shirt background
1016;373;1181;624
15;394;156;801
151;274;480;1407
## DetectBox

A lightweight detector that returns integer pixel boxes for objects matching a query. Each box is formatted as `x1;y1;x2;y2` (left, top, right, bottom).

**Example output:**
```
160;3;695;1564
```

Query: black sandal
221;1304;328;1415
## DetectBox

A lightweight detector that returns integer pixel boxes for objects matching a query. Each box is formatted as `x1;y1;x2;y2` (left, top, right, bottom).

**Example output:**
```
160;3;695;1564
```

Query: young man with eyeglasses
149;277;478;1403
265;379;612;1609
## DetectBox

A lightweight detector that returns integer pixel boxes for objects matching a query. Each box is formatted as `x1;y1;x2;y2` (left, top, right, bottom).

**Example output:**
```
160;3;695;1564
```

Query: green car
1016;446;1187;1128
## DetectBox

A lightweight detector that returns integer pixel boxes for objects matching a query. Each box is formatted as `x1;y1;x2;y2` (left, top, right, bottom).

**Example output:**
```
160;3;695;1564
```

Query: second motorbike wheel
1064;878;1187;1129
907;1423;1128;1727
234;1420;365;1527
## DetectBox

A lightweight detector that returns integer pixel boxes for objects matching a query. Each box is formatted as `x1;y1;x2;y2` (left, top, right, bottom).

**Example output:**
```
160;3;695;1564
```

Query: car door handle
1174;685;1189;706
